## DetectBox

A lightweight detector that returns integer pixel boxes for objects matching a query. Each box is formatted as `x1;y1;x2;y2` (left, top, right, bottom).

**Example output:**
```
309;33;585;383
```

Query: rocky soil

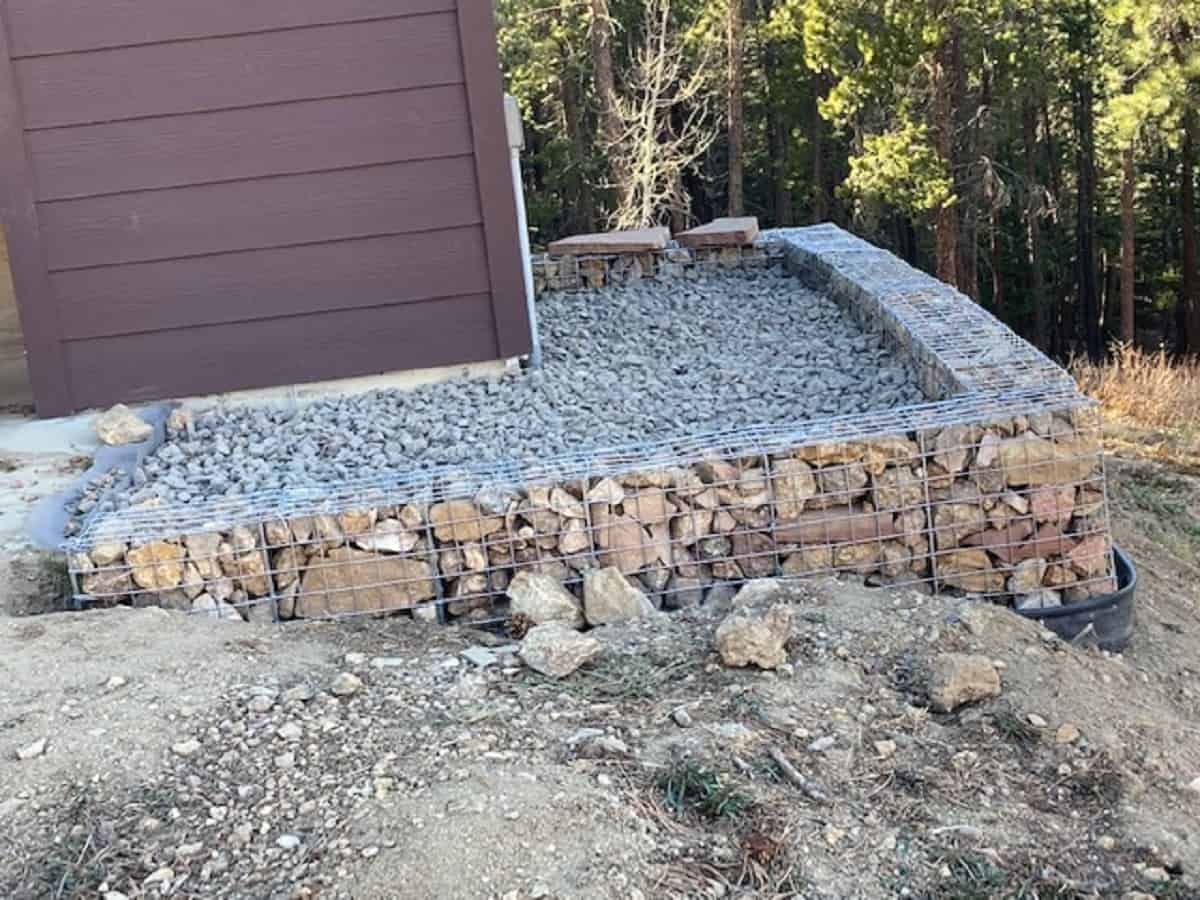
2;428;1197;900
3;539;1200;899
73;269;924;521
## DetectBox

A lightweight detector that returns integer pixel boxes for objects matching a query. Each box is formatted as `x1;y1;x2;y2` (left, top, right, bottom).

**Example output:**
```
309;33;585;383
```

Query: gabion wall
66;225;1116;623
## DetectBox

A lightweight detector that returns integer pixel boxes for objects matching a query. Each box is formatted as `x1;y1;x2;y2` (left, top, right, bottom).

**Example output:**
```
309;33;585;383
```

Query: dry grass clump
1072;344;1200;467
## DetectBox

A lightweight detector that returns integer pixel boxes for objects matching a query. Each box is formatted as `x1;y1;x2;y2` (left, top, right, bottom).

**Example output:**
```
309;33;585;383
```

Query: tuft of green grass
658;759;752;820
989;707;1041;748
921;848;1009;900
1058;764;1123;807
919;846;1097;899
1122;469;1200;546
527;649;699;701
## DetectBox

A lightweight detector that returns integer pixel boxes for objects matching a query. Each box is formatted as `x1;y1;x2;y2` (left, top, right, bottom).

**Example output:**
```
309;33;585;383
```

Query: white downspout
504;95;542;370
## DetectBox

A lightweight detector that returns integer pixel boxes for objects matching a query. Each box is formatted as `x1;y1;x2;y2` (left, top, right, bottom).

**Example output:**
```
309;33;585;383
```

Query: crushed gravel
77;269;926;521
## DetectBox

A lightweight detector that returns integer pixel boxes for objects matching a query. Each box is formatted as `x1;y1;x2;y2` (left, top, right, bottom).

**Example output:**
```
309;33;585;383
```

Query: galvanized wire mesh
65;225;1115;625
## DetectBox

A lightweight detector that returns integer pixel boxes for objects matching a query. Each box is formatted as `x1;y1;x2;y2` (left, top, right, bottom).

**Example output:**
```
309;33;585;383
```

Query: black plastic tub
1015;545;1137;651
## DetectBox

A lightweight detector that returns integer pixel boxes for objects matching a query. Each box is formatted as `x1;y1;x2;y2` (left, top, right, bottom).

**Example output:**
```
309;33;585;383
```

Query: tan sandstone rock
996;433;1099;486
296;548;435;617
583;567;656;625
594;514;651;574
352;519;420;555
507;571;584;629
127;541;185;591
228;552;271;596
1008;557;1048;595
82;567;133;598
935;549;1004;593
95;404;153;445
927;653;1001;711
715;603;795;670
519;624;603;678
430;501;502;543
771;458;817;520
89;542;127;567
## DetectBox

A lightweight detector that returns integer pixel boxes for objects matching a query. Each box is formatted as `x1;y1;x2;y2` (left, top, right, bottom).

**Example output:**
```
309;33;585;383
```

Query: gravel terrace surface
73;270;926;527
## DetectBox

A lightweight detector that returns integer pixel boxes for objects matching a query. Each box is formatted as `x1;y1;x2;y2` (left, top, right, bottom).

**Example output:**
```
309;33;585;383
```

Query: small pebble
330;672;364;697
15;738;46;761
283;684;316;704
143;866;174;885
1055;723;1080;744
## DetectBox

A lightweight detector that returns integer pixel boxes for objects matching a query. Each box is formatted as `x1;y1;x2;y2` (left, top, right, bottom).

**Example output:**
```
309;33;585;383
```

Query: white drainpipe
504;95;542;369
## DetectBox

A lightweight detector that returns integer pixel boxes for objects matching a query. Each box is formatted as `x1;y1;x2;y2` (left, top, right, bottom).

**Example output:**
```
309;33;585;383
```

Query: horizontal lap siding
16;15;463;128
63;294;500;408
54;227;492;340
5;0;456;57
1;0;526;412
40;156;483;270
27;85;474;201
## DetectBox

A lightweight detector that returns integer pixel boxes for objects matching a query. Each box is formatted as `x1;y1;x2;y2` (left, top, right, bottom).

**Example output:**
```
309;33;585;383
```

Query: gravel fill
78;269;926;522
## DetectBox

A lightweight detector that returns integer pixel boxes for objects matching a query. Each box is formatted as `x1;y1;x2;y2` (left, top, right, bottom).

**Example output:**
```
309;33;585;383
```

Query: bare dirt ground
0;447;1198;899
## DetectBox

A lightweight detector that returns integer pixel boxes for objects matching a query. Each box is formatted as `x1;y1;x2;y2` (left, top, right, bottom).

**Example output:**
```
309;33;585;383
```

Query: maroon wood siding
0;0;529;415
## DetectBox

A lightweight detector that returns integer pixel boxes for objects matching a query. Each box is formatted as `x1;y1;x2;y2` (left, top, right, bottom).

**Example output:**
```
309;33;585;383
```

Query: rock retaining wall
70;405;1113;623
530;242;781;295
66;225;1117;623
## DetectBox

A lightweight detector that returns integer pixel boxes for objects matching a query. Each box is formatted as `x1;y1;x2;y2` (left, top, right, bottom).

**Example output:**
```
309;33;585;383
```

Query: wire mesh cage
64;225;1117;626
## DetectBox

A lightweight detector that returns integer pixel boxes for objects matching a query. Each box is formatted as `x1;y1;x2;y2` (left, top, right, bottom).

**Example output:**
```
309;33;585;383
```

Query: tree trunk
810;75;827;223
1120;141;1135;344
727;0;745;216
768;103;792;225
1182;111;1199;354
1040;100;1068;356
1073;76;1102;361
990;209;1003;317
1022;103;1047;348
932;35;959;287
589;0;625;209
559;27;595;235
952;29;978;300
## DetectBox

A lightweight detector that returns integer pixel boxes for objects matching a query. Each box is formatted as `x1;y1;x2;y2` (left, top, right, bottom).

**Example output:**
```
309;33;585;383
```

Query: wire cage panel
65;226;1116;624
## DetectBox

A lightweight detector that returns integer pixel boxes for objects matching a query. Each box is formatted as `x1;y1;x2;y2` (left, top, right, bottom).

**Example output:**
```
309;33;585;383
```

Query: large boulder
996;433;1099;487
714;603;794;669
507;571;584;629
295;548;435;617
927;653;1001;712
519;624;603;678
583;567;656;625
